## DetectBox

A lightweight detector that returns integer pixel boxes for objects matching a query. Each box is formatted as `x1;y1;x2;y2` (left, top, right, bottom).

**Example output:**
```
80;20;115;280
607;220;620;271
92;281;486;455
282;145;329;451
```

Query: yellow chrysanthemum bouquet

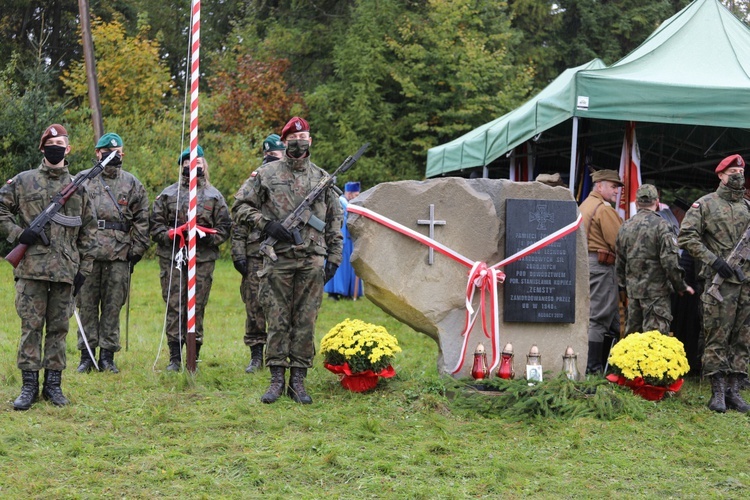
606;330;689;400
321;319;402;391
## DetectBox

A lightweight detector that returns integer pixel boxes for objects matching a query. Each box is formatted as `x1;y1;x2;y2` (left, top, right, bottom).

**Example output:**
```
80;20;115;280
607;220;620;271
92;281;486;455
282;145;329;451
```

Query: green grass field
0;259;748;498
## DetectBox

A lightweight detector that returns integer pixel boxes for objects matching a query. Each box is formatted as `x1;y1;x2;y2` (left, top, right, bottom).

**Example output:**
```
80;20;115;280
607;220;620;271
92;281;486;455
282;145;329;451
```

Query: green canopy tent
426;0;750;192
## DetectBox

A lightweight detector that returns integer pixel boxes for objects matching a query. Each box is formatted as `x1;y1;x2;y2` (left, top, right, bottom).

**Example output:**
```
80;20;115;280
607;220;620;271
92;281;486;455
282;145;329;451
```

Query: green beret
96;133;123;149
263;134;285;152
178;145;204;165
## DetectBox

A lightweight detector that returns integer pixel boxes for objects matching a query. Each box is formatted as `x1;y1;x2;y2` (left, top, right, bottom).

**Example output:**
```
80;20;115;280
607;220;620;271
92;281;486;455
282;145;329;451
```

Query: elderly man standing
579;169;624;374
679;154;750;413
616;184;694;335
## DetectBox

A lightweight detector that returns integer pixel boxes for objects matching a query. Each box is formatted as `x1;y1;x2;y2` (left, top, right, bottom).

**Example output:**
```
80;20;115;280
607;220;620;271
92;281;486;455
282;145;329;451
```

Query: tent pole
569;117;579;196
482;165;489;178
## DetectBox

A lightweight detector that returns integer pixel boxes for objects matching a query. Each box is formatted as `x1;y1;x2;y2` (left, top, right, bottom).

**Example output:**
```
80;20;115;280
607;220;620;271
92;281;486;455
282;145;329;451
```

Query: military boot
195;343;202;360
245;344;264;373
287;367;313;404
708;373;727;413
261;366;286;404
42;370;69;406
99;349;119;373
166;341;181;372
725;374;750;413
13;370;39;411
585;341;604;375
76;349;97;373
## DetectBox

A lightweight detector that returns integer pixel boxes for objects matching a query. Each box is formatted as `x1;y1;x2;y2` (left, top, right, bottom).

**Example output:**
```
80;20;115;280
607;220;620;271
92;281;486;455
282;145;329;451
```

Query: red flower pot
324;362;396;393
606;374;684;401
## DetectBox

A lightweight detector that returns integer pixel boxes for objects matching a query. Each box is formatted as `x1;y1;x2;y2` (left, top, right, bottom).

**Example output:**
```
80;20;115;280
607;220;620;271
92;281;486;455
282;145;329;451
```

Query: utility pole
77;0;103;141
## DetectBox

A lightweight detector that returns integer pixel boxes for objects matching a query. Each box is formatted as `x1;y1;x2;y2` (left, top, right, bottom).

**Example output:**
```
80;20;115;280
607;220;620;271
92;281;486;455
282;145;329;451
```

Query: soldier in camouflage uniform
679;154;750;413
150;145;231;371
232;117;343;404
75;133;151;373
0;124;97;410
231;133;286;373
616;184;694;335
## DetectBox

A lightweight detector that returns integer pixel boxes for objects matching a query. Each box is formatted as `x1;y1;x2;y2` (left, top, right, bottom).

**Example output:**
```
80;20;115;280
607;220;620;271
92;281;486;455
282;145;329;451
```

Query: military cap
280;117;310;141
715;154;745;173
178;145;204;165
263;134;285;152
344;181;361;192
39;124;68;151
96;132;123;149
591;169;624;186
535;172;566;187
636;184;658;204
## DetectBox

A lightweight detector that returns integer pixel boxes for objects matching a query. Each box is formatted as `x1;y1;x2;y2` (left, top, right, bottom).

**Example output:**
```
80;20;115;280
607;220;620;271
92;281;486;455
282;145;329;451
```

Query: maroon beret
39;124;68;151
280;117;309;141
715;154;745;173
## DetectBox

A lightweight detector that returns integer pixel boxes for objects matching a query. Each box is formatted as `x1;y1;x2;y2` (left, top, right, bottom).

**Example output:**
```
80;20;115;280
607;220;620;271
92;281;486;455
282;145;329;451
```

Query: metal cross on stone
417;204;446;265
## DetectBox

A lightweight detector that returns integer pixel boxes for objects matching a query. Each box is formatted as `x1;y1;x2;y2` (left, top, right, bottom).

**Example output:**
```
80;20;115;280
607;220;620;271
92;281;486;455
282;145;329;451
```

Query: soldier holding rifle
232;117;344;404
0;124;98;410
679;154;750;413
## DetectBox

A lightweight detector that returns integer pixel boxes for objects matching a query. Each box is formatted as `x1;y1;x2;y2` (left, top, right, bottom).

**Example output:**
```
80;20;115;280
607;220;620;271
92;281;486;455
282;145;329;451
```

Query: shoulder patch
251;171;257;178
691;202;700;208
6;178;13;184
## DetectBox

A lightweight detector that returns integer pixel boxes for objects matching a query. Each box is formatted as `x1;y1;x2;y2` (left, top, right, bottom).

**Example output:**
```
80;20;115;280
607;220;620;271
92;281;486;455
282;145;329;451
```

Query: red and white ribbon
346;204;582;375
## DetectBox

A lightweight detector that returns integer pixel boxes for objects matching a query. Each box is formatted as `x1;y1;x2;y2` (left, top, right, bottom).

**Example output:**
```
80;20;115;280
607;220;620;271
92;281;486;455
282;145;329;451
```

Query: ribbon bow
168;223;218;249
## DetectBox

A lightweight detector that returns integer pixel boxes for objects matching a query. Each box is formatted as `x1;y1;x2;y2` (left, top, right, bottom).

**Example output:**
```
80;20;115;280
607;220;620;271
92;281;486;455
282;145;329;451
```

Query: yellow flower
608;330;689;386
321;319;401;373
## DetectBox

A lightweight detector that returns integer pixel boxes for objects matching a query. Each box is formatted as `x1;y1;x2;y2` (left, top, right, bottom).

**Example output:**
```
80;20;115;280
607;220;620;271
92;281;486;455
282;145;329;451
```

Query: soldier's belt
590;249;616;266
97;220;131;232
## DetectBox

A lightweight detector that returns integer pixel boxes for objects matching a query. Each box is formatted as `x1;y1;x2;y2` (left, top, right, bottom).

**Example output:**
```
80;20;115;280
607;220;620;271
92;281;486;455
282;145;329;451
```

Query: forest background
1;0;748;207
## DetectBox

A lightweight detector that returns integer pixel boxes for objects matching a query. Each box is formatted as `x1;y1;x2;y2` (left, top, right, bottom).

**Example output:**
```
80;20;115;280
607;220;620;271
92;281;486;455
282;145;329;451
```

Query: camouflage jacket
678;183;750;282
0;162;97;283
76;165;150;261
231;156;343;264
150;177;232;263
230;158;274;262
616;208;688;298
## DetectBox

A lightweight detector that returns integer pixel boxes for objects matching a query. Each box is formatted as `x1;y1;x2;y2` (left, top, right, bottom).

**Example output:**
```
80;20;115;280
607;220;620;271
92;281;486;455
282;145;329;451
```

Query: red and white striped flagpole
186;0;200;373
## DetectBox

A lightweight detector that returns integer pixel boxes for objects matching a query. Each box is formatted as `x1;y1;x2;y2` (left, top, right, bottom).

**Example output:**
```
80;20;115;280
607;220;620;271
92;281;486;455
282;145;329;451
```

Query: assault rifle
706;222;750;302
5;151;119;268
259;143;369;261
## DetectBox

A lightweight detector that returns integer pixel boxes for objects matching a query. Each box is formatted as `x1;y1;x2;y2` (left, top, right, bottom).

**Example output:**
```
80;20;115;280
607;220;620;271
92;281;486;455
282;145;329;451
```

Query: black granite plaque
503;199;577;323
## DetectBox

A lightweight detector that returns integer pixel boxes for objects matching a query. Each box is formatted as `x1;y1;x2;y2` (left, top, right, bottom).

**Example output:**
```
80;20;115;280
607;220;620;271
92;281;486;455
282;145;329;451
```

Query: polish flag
617;121;642;220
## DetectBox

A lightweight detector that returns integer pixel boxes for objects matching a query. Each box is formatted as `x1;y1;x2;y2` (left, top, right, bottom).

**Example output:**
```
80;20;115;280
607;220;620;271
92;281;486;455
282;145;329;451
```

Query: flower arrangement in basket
320;318;402;392
606;330;690;401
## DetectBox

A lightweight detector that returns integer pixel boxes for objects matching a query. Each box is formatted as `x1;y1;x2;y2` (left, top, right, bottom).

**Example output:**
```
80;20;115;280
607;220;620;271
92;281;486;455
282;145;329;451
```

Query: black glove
73;272;86;297
265;220;293;243
324;262;339;283
128;252;142;274
233;259;248;276
19;228;39;245
711;257;735;279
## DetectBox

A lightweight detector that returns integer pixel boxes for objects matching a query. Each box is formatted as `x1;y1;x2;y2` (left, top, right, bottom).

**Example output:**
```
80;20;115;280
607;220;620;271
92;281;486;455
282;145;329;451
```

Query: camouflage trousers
259;254;324;368
241;256;266;346
158;257;215;345
701;280;750;376
15;278;74;371
588;256;620;343
625;295;672;335
76;260;129;352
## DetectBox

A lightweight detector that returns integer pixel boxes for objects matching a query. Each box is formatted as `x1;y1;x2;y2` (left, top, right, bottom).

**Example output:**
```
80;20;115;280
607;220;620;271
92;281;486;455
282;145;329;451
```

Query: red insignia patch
691;202;700;208
251;171;258;177
6;179;13;184
118;199;128;205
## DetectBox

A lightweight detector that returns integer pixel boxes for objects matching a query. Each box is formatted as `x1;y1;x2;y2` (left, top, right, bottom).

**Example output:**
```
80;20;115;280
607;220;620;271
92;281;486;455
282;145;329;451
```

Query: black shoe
13;370;39;411
287;367;312;404
41;370;69;406
585;341;604;375
246;344;264;373
99;349;119;373
709;373;727;413
726;374;750;413
77;349;97;373
166;342;181;372
261;367;286;404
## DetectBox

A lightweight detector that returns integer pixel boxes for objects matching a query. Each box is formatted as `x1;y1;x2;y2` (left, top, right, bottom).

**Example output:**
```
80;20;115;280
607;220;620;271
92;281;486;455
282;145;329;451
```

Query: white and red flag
617;121;642;220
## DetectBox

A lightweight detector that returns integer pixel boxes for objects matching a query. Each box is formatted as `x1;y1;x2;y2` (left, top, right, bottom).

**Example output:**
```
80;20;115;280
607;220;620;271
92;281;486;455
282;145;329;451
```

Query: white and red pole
186;0;200;372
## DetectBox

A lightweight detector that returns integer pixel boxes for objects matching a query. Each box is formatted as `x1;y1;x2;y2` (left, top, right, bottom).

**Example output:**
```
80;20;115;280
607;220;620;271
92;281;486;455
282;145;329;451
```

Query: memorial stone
348;178;589;378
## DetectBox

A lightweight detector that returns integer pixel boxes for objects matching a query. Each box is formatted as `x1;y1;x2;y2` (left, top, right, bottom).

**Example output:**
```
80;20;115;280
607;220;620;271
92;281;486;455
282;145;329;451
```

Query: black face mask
101;151;122;167
286;139;310;159
43;145;66;165
182;167;204;177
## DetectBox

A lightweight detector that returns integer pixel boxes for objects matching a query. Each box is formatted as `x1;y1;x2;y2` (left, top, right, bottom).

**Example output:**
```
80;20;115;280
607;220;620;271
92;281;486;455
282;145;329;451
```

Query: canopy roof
426;0;750;188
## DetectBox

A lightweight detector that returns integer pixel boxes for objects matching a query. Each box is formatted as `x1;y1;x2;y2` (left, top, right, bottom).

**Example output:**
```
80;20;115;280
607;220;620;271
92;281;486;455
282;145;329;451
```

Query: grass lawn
0;259;748;498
